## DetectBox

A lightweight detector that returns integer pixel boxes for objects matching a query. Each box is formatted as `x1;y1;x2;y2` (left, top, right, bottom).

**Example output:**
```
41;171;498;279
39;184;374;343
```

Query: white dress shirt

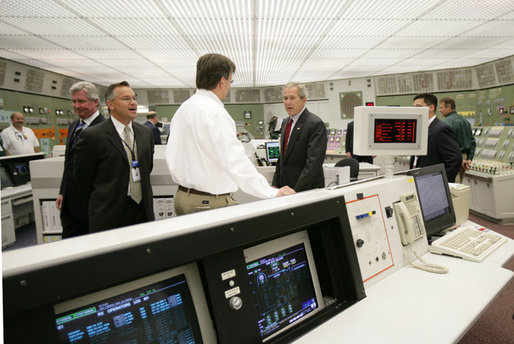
284;105;305;146
81;111;101;128
165;89;278;198
1;125;39;155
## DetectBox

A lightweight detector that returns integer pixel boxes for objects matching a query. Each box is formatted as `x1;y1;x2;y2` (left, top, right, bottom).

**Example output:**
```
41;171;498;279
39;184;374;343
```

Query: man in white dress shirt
165;53;295;215
1;112;40;155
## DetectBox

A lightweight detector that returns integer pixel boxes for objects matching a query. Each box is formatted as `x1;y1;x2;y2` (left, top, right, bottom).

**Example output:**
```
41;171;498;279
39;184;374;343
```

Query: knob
229;296;243;311
356;239;365;248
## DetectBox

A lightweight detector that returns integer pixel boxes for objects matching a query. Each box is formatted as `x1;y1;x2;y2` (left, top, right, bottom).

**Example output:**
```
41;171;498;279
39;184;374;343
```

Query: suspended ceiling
1;0;513;89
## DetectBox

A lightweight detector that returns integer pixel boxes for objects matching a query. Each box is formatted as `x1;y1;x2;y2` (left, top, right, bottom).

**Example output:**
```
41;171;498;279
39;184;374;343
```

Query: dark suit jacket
59;115;105;221
345;121;373;164
73;118;155;232
272;109;327;191
410;117;462;183
144;120;162;144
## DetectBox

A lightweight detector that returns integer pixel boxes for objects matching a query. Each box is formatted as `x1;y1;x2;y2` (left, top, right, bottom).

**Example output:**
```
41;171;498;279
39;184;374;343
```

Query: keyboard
430;226;507;262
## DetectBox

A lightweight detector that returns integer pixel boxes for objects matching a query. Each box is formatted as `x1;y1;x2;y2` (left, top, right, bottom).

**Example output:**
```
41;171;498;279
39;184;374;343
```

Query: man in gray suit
272;82;327;192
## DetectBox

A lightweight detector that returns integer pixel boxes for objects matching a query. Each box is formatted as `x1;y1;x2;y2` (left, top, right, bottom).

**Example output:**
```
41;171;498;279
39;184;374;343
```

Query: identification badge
131;160;139;168
131;167;141;182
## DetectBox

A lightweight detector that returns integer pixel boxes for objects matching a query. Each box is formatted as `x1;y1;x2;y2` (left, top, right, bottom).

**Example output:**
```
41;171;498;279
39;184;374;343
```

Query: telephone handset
393;193;426;245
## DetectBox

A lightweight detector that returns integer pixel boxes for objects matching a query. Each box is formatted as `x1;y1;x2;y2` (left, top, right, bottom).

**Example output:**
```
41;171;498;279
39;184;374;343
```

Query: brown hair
196;54;236;90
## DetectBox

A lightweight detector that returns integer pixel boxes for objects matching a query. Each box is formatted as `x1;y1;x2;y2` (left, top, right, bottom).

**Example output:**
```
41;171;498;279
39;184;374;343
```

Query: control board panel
326;128;346;154
469;126;514;176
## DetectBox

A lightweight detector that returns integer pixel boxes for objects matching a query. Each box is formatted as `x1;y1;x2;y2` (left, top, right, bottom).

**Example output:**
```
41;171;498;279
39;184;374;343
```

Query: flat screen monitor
409;164;456;239
54;263;215;344
8;160;31;186
353;106;428;156
244;230;323;342
265;141;280;164
0;164;15;188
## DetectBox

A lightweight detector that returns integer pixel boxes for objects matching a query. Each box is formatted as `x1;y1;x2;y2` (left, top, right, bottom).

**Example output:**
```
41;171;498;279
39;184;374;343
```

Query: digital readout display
374;118;417;143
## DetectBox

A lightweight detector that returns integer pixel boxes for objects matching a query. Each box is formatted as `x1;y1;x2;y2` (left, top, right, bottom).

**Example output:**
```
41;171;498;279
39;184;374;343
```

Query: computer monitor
8;160;31;186
265;141;280;164
409;164;456;239
353;106;428;156
244;230;323;342
54;263;215;343
0;164;15;188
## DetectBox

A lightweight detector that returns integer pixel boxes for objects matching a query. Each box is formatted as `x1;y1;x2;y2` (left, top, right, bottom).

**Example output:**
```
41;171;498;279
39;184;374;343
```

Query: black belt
178;185;229;197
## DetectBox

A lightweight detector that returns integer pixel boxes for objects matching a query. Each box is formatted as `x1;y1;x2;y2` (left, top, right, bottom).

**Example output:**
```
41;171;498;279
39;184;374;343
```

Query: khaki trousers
174;188;238;216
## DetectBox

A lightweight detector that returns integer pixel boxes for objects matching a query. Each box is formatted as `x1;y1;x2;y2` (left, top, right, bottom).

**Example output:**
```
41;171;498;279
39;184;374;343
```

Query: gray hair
284;82;307;98
70;81;99;101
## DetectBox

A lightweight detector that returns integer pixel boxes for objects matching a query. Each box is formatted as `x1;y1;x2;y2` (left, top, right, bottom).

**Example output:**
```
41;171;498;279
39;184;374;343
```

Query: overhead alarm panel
353;106;428;156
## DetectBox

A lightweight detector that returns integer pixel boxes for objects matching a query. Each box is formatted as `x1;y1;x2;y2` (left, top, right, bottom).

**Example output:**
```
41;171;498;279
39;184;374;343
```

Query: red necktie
283;118;293;156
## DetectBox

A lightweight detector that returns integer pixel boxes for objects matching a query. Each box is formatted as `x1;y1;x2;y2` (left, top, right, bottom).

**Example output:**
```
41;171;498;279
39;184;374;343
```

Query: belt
178;185;230;197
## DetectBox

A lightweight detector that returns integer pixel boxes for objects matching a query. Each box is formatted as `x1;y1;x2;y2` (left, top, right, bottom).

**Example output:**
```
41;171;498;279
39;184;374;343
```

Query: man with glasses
165;53;294;215
74;81;155;233
1;112;40;155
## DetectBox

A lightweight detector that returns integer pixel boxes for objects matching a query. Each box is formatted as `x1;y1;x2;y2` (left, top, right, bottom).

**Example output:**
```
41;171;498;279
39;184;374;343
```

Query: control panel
471;126;514;176
464;126;514;222
345;195;393;283
326;128;346;154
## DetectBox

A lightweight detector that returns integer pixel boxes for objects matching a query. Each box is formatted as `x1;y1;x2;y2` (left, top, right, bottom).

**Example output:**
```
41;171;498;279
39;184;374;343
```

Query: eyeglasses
230;78;234;84
118;96;137;102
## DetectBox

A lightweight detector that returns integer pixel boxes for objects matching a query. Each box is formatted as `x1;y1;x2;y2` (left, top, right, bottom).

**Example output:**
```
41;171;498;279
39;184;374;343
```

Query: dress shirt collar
428;115;436;126
196;89;224;106
288;106;306;126
111;115;133;138
82;111;100;127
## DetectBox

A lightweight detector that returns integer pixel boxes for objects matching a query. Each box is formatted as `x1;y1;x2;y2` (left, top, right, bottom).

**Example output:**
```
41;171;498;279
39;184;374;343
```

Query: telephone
393;192;426;245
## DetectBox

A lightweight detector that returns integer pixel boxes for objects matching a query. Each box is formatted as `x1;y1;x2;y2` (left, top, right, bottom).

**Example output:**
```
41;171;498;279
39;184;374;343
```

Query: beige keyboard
430;226;506;262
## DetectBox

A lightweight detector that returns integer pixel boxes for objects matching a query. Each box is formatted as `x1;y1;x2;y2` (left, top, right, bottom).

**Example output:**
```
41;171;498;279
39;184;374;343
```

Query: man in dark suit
410;93;462;183
56;81;105;238
345;120;373;164
272;82;327;192
144;111;162;144
74;81;155;233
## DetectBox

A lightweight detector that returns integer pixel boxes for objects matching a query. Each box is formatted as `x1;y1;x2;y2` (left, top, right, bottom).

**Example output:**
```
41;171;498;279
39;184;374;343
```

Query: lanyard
121;137;138;167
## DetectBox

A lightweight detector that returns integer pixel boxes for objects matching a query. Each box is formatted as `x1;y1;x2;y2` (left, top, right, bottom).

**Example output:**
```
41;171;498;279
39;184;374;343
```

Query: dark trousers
61;211;89;239
118;197;148;228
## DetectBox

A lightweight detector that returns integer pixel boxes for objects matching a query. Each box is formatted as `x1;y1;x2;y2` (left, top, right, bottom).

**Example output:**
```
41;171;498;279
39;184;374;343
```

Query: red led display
374;118;416;143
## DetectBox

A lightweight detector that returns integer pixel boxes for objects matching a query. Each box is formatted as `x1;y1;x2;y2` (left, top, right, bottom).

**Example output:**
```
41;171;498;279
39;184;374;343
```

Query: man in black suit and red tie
73;81;155;233
272;82;327;192
410;93;462;183
56;81;105;238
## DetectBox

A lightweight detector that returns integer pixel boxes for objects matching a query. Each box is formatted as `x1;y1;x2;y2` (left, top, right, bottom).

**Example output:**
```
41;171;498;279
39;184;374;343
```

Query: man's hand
276;186;296;197
462;159;472;170
56;195;63;210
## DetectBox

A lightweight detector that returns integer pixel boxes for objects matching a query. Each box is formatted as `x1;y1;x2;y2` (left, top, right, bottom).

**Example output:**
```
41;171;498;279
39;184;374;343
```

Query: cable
404;247;449;274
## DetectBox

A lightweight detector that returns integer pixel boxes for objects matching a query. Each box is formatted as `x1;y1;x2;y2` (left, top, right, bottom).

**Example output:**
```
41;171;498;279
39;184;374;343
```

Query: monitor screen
244;231;323;341
8;161;31;186
353;106;428;156
0;164;15;188
409;164;456;238
374;118;417;143
54;263;215;344
265;141;280;164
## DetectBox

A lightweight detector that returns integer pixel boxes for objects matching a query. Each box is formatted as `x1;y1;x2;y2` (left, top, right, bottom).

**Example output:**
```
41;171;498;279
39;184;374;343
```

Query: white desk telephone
393;193;426;245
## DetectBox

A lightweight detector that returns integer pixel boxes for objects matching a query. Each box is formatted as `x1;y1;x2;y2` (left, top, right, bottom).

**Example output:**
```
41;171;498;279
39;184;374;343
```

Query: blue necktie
71;120;85;147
